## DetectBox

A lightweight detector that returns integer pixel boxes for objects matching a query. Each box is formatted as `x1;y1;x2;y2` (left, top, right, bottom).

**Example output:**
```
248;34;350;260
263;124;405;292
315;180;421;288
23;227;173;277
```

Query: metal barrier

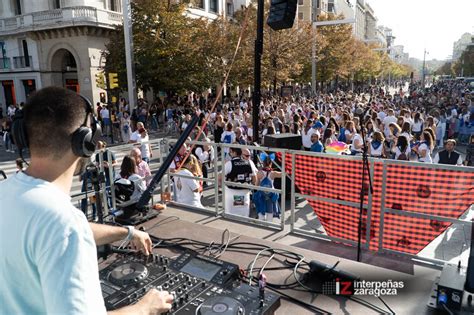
286;150;375;249
376;159;473;266
71;137;473;266
165;140;288;231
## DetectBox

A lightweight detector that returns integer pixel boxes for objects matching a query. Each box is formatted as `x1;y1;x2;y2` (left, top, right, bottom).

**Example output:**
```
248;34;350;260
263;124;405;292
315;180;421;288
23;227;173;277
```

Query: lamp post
310;0;354;94
122;0;136;112
422;49;428;88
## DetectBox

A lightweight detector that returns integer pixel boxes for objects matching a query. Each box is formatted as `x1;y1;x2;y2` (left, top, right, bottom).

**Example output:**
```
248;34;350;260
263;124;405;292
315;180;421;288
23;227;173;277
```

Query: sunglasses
243;154;250;158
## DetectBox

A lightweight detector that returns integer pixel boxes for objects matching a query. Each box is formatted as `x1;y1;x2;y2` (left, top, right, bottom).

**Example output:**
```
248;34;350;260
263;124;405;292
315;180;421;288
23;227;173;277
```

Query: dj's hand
138;289;173;315
130;229;153;255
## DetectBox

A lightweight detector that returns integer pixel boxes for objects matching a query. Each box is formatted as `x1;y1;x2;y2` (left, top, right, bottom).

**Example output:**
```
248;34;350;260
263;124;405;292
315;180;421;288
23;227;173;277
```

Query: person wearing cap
433;139;463;166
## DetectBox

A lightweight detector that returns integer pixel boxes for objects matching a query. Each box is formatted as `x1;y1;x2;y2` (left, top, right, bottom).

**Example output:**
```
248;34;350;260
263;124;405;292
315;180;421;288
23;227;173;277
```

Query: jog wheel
109;262;149;286
199;296;245;315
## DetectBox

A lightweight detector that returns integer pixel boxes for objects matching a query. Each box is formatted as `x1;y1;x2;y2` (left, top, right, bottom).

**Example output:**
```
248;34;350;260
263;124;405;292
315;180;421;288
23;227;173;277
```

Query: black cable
442;303;454;315
239;274;329;315
377;296;395;314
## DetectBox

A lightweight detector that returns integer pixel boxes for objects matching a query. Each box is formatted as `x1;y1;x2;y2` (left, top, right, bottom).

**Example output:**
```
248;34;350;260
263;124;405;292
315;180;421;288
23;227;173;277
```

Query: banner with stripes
279;153;474;253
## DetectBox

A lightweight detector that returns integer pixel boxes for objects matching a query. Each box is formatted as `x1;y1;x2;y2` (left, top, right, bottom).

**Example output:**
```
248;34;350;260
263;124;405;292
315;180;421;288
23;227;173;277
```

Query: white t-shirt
175;169;203;208
370;140;384;157
0;172;106;315
392;145;411;160
130;131;140;142
382;115;397;137
412;120;423;132
7;105;16;117
302;128;316;149
137;134;151;159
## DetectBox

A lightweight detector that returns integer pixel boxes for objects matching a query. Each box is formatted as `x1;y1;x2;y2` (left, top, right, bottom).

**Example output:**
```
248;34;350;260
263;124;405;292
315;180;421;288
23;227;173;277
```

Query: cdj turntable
100;251;281;314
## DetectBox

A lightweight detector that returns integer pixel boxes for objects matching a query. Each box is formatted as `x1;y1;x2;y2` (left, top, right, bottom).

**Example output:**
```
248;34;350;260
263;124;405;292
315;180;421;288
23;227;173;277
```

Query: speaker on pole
267;0;298;31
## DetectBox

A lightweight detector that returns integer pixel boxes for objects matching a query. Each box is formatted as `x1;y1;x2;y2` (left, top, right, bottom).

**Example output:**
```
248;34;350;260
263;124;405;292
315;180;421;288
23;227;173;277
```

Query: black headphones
11;94;102;158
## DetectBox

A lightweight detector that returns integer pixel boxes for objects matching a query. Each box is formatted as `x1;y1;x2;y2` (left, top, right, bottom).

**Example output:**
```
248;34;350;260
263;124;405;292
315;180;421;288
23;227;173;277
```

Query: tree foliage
103;0;414;95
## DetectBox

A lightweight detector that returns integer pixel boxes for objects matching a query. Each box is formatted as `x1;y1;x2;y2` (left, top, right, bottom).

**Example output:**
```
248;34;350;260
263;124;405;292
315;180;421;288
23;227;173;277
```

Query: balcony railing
0;6;123;34
0;57;11;70
13;56;32;69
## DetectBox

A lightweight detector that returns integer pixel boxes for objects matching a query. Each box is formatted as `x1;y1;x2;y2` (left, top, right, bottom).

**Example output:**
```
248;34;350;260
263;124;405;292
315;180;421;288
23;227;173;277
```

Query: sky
357;0;474;61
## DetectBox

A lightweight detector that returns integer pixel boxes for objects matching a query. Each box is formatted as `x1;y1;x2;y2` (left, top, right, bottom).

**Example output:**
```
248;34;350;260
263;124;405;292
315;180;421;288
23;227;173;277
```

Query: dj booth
100;214;445;315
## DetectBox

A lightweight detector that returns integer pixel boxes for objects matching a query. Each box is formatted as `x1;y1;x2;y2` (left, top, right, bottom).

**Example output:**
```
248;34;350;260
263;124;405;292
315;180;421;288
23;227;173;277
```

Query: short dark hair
231;147;242;156
23;87;87;159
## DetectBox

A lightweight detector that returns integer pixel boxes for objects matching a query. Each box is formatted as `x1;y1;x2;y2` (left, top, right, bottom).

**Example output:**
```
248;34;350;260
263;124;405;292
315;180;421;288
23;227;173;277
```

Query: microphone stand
356;117;373;262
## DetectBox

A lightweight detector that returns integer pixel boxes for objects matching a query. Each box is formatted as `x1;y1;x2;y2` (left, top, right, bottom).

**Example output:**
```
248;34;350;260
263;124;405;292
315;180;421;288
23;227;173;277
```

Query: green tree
453;45;474;77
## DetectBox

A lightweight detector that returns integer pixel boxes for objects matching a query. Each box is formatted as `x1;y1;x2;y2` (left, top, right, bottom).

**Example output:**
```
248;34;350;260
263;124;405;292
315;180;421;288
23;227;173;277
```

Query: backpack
397;147;408;160
223;133;232;144
252;171;280;218
114;178;135;205
338;127;346;143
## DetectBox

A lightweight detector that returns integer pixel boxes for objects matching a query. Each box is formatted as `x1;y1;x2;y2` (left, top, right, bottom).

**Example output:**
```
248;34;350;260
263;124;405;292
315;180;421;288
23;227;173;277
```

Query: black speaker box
264;133;302;150
267;0;297;31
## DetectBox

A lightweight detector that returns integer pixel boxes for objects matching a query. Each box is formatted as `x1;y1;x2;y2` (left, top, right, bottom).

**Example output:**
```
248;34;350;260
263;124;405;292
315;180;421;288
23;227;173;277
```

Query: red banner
279;153;474;254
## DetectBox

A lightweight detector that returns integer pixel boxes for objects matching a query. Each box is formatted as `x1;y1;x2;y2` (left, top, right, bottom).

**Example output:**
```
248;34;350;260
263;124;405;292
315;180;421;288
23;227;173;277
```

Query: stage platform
124;206;454;315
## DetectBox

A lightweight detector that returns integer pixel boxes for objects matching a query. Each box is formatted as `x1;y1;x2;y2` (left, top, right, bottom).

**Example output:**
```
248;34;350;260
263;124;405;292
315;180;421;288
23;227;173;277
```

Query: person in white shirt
391;135;411;160
129;121;144;143
137;128;152;164
175;155;204;208
382;109;397;139
368;131;385;158
1;87;172;315
416;130;434;163
301;120;316;150
99;105;110;136
193;138;214;187
7;104;16;118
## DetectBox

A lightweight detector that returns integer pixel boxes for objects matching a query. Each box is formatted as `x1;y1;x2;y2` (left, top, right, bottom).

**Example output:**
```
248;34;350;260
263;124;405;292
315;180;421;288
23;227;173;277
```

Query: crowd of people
76;79;473;221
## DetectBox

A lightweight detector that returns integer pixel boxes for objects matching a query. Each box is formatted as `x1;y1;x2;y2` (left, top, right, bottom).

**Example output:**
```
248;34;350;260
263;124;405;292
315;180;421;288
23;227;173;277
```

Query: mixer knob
177;288;182;294
187;281;192;286
179;297;184;305
184;293;189;301
156;286;163;291
169;280;174;285
201;282;206;288
174;275;179;281
163;266;168;272
182;284;187;290
185;275;191;281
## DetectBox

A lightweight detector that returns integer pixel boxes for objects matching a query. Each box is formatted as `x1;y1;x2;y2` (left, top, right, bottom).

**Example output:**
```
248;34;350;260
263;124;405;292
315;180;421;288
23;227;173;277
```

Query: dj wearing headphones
0;87;173;314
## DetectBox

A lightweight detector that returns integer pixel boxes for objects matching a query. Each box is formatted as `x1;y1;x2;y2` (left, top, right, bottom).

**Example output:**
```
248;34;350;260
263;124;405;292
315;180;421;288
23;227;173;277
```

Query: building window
328;3;334;12
191;0;205;9
13;0;22;15
52;0;61;9
298;12;304;20
109;0;120;12
22;40;30;67
226;2;234;16
209;0;218;13
298;0;304;5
